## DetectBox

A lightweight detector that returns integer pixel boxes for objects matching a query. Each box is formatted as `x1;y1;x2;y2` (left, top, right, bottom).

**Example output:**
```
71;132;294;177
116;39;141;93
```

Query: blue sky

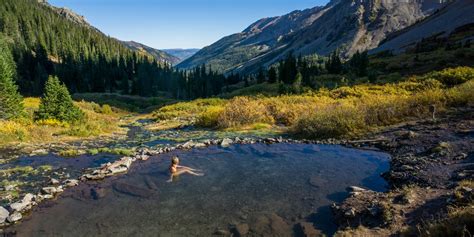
48;0;329;49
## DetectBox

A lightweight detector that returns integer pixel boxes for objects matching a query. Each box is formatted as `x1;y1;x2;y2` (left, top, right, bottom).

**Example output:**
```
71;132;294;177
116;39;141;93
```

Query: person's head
171;156;180;165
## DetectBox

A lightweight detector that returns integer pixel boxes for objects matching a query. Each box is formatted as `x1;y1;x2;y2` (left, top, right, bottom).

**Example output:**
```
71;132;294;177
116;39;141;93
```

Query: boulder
64;179;79;187
107;166;128;175
10;193;36;212
347;186;367;193
50;178;60;185
41;187;57;195
113;182;154;198
7;212;22;223
221;138;233;147
253;214;291;236
0;206;9;224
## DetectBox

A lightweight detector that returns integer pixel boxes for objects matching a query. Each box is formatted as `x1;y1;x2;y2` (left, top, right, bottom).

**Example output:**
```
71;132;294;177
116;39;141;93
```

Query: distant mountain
178;0;451;74
121;41;180;65
162;49;200;63
373;0;474;54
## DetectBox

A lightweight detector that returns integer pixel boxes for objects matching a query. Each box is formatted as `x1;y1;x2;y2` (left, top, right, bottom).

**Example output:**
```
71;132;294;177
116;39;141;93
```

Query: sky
48;0;329;49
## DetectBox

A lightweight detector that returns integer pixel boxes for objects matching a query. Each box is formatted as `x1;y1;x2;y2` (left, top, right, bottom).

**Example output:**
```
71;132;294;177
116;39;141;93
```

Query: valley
0;0;473;236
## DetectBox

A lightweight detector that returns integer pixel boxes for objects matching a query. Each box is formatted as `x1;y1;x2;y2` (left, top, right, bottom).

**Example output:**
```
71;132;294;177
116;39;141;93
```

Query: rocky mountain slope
178;0;451;74
162;49;200;63
122;41;180;65
373;0;474;54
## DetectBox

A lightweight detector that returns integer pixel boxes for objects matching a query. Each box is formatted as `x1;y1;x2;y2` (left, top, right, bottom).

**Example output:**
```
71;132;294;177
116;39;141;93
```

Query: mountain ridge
178;0;451;74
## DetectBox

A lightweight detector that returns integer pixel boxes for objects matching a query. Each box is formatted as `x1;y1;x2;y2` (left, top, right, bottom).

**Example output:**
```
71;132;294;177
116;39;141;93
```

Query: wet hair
171;156;180;165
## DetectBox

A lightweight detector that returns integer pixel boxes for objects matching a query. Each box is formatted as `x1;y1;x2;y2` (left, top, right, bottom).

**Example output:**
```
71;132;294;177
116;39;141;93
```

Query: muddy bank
333;107;474;235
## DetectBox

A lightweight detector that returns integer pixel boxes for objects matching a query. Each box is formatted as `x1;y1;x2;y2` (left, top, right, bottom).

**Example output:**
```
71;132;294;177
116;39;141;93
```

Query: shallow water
9;143;389;237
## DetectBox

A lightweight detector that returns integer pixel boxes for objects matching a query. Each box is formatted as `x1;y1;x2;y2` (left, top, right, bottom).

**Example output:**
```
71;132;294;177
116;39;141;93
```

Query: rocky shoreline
332;107;474;236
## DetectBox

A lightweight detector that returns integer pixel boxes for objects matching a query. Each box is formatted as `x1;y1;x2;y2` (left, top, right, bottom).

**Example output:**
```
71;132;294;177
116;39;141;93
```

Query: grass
151;66;474;139
87;147;135;156
73;93;176;113
0;98;129;147
404;207;474;237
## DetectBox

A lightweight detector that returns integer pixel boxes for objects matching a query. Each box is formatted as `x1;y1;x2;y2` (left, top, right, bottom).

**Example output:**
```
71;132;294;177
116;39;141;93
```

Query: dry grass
0;98;129;147
152;67;474;139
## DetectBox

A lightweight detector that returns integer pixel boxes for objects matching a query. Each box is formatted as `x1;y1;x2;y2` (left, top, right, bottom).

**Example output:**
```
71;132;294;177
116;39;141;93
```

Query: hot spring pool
8;143;390;236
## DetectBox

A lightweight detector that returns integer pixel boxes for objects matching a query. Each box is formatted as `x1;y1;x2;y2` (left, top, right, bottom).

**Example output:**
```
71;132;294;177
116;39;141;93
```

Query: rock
82;173;105;180
182;140;195;149
90;187;107;200
400;165;415;171
50;178;60;185
64;179;79;187
233;223;249;236
253;214;291;236
113;182;154;198
213;228;229;235
5;185;16;191
7;212;22;223
309;175;328;188
107;166;128;175
221;138;233;147
0;206;9;224
344;208;356;217
41;187;57;195
39;194;54;200
296;222;322;237
347;186;367;193
10;194;35;212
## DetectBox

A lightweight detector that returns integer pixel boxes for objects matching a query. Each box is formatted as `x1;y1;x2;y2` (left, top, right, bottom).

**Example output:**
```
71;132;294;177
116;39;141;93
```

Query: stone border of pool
0;136;384;229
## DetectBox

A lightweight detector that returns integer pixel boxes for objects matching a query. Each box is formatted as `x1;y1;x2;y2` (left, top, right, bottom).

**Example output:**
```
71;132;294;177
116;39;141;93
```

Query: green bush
424;67;474;86
35;76;84;123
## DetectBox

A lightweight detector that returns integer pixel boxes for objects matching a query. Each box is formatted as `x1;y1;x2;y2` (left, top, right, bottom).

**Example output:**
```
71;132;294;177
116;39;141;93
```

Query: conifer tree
268;67;277;83
0;37;24;120
35;75;84;123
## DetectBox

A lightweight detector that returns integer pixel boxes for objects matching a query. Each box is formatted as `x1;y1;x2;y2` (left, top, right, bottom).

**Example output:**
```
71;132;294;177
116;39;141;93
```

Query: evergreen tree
268;67;277;83
326;51;343;74
256;67;266;83
0;37;24;119
35;76;84;123
348;51;369;76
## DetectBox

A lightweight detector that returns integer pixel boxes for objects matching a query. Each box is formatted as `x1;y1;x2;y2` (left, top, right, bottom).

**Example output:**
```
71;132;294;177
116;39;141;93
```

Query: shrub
35;76;84;123
0;36;24;120
217;97;273;128
424;66;474;86
293;103;366;139
196;106;224;128
101;104;113;114
36;118;69;127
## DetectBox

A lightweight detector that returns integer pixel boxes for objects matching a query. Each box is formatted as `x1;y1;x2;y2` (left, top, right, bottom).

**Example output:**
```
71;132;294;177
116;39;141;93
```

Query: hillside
178;0;450;74
121;41;180;65
373;0;474;54
0;0;183;97
36;1;177;65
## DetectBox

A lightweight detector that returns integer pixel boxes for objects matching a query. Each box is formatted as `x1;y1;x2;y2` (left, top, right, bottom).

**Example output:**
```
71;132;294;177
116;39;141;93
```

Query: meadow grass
0;98;129;147
153;66;474;139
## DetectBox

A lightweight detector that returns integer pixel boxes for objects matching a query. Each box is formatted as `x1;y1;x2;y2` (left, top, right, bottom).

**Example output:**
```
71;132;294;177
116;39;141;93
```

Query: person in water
167;156;204;182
